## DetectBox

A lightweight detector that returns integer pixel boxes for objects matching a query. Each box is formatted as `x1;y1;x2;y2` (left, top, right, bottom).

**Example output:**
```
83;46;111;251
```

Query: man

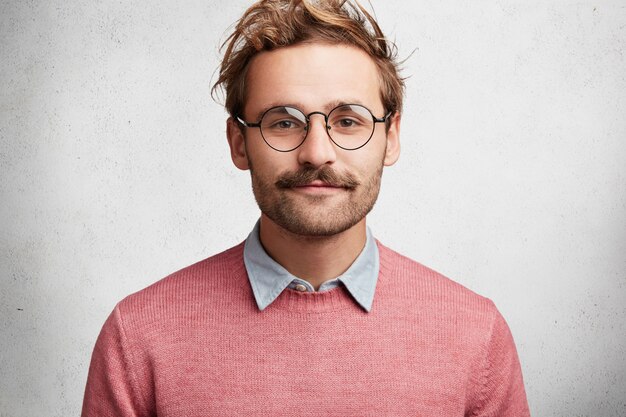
82;0;530;415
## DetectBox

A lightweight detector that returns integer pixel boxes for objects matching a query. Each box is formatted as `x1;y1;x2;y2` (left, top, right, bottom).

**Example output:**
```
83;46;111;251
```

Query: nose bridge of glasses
304;111;330;132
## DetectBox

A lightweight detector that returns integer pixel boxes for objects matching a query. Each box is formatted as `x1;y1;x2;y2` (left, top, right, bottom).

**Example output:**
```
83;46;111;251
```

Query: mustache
275;166;360;189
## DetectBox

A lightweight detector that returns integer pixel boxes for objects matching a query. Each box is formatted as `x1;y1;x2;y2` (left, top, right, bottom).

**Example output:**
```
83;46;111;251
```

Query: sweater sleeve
470;307;531;417
81;304;151;417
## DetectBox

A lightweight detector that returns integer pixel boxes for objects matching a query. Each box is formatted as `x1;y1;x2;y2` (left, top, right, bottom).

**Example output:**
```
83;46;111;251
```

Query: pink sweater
82;241;529;416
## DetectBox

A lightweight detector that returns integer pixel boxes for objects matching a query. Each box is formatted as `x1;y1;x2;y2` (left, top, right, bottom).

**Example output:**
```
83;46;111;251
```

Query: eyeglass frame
235;104;393;152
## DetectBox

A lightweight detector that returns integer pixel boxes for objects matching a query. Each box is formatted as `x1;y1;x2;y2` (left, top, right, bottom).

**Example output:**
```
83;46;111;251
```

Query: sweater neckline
243;220;380;312
255;241;396;314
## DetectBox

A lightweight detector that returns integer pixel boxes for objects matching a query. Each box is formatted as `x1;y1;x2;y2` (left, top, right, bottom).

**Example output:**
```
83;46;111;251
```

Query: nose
296;114;337;167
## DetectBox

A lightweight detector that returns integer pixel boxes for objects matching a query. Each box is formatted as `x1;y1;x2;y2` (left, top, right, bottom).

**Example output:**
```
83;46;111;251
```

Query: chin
278;220;358;237
265;203;373;238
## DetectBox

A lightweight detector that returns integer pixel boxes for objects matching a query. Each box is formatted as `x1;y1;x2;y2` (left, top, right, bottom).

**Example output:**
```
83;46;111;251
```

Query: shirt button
294;284;308;292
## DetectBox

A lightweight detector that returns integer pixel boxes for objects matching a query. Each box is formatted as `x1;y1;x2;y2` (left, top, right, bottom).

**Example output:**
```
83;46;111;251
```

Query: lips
295;180;342;188
275;166;360;190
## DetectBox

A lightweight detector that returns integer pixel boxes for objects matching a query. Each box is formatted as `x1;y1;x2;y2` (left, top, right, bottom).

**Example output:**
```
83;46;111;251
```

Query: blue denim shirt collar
243;219;379;312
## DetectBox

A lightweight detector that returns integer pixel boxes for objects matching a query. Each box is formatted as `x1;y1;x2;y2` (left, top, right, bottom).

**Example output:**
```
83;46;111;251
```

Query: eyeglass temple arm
235;116;261;128
374;111;393;123
238;111;393;126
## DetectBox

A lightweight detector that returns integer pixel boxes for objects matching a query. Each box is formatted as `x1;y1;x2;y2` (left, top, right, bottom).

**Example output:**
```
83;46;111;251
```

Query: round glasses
236;104;392;152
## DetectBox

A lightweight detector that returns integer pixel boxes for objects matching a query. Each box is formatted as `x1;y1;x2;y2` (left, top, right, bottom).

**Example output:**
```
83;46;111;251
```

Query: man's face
228;42;400;237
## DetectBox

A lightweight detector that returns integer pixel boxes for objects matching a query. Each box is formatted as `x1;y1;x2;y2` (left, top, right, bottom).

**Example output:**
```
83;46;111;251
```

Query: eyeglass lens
259;105;376;151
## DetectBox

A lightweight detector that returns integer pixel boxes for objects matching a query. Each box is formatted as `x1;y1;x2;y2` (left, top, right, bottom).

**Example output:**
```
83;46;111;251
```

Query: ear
226;117;250;170
383;111;401;166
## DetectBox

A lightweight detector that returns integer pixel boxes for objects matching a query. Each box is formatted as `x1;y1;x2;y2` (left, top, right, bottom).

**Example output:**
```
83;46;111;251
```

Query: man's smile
291;180;347;195
274;166;360;190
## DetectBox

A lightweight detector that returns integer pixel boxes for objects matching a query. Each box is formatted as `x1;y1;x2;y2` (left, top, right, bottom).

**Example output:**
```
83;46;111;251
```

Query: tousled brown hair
211;0;405;121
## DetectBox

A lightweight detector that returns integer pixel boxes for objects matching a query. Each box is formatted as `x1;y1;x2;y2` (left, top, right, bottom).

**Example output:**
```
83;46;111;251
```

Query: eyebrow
252;99;368;121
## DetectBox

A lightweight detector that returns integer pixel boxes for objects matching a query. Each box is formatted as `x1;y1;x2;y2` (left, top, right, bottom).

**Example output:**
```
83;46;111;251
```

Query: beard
248;161;384;237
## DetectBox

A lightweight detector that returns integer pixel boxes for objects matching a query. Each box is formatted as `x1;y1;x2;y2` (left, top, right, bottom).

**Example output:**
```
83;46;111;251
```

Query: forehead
244;42;382;118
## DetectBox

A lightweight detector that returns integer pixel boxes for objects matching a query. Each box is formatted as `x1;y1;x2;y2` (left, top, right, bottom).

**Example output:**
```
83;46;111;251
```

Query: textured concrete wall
1;1;625;416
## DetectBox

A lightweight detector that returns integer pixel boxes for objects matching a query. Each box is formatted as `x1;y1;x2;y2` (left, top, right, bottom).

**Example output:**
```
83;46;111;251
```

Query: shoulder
375;241;514;362
115;242;248;319
376;240;498;318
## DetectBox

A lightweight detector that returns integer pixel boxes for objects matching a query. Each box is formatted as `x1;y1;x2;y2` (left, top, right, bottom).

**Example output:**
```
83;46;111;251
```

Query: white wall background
1;0;625;415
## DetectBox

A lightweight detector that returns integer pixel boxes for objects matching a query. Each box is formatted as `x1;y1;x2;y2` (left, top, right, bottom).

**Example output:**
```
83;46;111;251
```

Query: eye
278;120;296;129
332;117;364;130
268;119;302;130
337;118;359;128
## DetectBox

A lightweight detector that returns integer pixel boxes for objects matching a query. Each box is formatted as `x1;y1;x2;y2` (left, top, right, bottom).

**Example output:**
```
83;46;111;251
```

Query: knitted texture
82;241;530;416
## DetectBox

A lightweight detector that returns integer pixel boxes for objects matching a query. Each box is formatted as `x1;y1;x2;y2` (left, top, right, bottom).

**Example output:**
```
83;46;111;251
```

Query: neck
258;214;367;290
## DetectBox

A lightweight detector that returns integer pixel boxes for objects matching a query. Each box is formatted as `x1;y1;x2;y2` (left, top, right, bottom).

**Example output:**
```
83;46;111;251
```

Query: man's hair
212;0;405;121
